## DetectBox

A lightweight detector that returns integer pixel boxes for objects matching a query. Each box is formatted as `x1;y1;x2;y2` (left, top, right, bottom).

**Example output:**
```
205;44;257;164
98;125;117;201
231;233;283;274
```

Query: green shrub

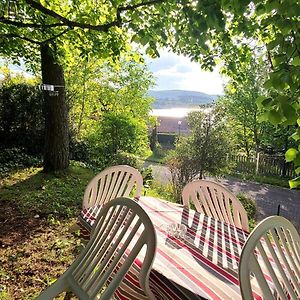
237;193;257;231
141;166;153;186
69;138;91;162
110;151;142;170
0;148;42;173
0;82;44;155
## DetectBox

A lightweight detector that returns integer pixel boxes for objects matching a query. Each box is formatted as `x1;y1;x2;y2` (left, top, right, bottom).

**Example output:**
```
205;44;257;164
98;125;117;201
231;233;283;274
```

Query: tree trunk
41;44;69;172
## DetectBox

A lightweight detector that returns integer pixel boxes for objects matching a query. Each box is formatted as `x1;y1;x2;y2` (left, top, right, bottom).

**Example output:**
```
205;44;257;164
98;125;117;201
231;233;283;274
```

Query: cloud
146;49;226;95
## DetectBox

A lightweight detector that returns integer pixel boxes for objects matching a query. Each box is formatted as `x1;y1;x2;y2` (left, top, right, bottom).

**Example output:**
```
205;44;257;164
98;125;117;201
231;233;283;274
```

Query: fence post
255;152;260;175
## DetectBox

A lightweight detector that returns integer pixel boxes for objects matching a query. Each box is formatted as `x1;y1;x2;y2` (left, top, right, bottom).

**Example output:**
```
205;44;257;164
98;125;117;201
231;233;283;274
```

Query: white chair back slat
221;193;233;224
285;229;300;271
100;172;112;204
210;188;226;223
182;180;249;231
85;218;142;293
202;187;217;217
256;241;287;299
109;171;125;199
193;190;207;214
83;165;143;209
37;197;156;300
94;176;104;206
239;216;300;300
123;174;137;197
270;227;300;295
249;253;275;298
73;206;121;280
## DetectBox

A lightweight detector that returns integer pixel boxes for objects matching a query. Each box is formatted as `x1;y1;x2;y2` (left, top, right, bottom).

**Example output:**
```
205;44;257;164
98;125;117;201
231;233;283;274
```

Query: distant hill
148;90;218;108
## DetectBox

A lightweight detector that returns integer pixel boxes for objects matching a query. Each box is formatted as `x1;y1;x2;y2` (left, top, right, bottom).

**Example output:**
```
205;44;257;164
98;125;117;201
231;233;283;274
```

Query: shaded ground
217;177;300;231
0;166;92;299
145;162;300;230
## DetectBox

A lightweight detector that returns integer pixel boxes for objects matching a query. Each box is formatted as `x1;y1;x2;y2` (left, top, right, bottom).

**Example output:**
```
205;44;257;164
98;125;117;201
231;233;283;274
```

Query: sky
145;49;226;95
1;51;226;95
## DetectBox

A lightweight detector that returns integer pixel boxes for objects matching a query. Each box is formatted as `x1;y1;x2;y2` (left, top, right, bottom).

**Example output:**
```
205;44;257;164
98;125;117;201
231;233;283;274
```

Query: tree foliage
219;58;297;158
167;107;232;202
219;0;300;187
1;0;300;183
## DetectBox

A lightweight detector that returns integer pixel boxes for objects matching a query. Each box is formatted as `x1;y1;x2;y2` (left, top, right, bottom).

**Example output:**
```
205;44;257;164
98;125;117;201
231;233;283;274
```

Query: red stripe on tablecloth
135;255;184;300
157;247;219;300
79;200;264;300
147;198;246;246
141;200;263;300
142;200;241;262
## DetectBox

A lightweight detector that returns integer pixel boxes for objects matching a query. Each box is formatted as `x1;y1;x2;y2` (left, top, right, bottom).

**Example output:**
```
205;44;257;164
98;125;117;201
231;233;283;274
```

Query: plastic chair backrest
239;216;300;300
182;179;249;231
37;197;157;300
83;165;143;209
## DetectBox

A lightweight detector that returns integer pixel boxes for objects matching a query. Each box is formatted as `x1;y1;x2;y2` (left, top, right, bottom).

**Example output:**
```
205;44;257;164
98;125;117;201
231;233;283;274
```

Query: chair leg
36;277;69;300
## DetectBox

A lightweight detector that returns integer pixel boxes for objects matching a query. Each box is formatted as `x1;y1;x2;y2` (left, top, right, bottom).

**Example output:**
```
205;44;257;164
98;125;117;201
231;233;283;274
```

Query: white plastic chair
182;180;249;231
37;197;157;300
239;216;300;300
83;165;143;210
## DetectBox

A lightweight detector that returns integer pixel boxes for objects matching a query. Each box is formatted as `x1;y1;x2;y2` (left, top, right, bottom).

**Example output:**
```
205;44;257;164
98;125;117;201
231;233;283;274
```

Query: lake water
151;107;201;118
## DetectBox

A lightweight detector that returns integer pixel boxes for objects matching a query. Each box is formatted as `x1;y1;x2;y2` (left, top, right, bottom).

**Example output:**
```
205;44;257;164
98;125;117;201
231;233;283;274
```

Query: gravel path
144;161;300;230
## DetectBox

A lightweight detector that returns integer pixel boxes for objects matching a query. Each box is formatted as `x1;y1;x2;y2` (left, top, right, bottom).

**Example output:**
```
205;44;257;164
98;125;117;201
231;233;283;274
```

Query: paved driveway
144;161;300;230
216;177;300;230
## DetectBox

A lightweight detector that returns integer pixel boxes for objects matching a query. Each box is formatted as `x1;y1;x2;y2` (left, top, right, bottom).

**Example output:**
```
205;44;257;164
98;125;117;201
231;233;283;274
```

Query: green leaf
289;177;300;189
268;109;282;125
282;105;298;125
291;131;300;141
263;79;273;89
285;148;299;162
291;56;300;67
261;97;273;108
296;167;300;175
294;153;300;166
257;112;269;123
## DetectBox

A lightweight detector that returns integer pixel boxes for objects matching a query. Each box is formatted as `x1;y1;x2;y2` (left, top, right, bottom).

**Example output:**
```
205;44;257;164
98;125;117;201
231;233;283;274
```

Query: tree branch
0;16;64;28
25;0;120;32
118;0;166;12
0;33;41;44
24;0;166;32
41;28;70;45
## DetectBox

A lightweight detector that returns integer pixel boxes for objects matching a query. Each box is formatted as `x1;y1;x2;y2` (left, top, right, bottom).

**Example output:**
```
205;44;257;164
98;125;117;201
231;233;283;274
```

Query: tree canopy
1;0;299;184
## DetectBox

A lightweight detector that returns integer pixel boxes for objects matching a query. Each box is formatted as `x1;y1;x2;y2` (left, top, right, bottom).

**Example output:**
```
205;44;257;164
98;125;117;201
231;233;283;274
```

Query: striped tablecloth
78;196;264;300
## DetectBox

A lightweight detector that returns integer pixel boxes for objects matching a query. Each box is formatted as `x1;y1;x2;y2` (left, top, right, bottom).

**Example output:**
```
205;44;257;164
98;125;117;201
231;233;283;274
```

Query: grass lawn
0;163;258;299
0;164;95;299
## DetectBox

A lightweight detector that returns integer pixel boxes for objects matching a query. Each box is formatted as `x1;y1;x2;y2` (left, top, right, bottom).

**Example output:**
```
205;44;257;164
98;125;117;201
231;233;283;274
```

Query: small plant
141;167;154;187
237;193;257;231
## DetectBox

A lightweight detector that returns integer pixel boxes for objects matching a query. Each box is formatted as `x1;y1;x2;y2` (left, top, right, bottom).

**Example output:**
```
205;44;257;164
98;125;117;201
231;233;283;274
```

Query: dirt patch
0;200;82;299
0;200;47;247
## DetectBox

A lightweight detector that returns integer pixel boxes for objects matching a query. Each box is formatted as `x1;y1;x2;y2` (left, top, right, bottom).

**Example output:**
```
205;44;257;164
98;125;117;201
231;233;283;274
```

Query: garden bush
0;148;42;173
0;82;44;155
237;193;257;230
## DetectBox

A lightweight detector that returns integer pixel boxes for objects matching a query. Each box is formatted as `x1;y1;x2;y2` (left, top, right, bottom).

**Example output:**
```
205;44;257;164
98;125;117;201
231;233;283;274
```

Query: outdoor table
78;196;264;300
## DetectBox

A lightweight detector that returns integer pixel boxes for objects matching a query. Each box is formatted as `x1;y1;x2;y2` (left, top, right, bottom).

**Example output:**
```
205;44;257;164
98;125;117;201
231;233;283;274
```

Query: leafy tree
66;55;154;136
219;59;266;157
0;0;241;172
64;54;154;166
215;1;300;187
1;0;299;187
220;57;298;167
88;111;149;166
167;107;232;202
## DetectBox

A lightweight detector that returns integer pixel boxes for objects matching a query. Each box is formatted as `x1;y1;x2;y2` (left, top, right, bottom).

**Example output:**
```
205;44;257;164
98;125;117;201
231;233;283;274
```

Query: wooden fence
228;154;296;178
